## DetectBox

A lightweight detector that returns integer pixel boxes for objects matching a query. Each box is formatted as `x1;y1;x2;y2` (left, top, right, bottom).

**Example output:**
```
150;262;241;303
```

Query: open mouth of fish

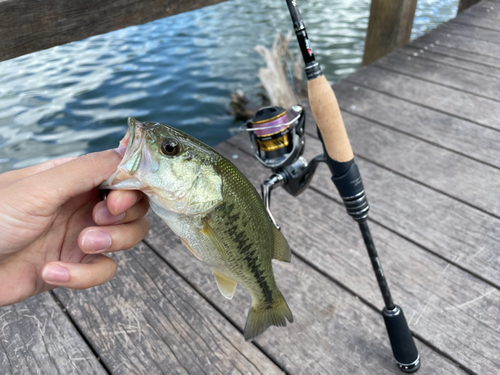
101;118;157;190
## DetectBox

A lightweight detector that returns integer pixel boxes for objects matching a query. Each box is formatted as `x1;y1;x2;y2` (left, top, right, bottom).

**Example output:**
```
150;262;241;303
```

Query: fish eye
160;138;180;156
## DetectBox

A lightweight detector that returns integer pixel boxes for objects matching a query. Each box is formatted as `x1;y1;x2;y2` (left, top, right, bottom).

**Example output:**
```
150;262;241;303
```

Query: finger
0;157;77;188
106;190;147;216
93;195;149;225
16;148;125;215
41;255;117;289
78;217;149;254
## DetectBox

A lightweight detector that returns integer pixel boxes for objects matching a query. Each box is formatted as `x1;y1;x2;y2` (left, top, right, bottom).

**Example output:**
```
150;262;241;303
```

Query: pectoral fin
213;269;238;299
273;226;291;262
200;219;227;261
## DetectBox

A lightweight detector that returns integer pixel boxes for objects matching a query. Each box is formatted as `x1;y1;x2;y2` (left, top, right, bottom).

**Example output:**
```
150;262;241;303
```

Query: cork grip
308;75;354;162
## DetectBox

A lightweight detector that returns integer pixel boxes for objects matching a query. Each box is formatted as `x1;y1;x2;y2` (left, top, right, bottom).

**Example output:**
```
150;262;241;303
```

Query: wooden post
362;0;418;66
457;0;481;14
0;0;228;62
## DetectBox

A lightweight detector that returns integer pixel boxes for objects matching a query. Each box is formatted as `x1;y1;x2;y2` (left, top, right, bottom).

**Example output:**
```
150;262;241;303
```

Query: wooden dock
2;1;500;373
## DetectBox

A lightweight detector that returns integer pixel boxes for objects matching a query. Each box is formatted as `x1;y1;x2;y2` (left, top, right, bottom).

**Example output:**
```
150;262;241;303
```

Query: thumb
18;148;125;213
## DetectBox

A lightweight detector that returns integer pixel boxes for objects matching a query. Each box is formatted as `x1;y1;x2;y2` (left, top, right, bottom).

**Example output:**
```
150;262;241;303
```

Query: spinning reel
241;104;326;229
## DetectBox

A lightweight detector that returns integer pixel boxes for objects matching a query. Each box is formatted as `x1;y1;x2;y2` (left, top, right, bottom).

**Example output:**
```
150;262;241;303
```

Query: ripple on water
0;0;458;173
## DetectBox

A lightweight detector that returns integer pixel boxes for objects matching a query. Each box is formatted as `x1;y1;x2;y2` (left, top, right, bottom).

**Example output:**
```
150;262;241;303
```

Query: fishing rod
241;0;420;372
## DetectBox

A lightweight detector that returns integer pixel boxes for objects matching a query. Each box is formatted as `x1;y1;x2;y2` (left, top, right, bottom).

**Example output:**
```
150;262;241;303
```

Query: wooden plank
0;0;228;62
362;0;418;65
0;292;105;374
145;212;466;374
437;21;500;44
417;29;500;59
333;111;500;217
53;242;282;374
218;137;500;373
451;11;500;31
400;46;500;79
345;65;500;130
449;13;500;31
269;132;500;289
465;0;500;20
373;49;500;100
410;33;500;68
333;80;500;169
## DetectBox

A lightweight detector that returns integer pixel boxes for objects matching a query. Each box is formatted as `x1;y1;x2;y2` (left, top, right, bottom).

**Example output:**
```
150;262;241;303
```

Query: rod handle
307;74;354;163
382;306;420;373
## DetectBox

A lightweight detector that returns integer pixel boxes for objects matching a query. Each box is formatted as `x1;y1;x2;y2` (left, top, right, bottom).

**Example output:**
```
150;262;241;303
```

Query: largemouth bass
102;118;293;340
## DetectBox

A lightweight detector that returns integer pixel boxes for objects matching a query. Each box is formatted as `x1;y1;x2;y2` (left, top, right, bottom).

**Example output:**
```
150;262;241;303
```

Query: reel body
241;105;306;170
242;104;323;228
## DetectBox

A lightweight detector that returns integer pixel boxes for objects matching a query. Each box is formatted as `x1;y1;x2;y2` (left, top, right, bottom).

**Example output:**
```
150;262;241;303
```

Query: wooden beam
0;0;228;62
457;0;481;14
362;0;418;66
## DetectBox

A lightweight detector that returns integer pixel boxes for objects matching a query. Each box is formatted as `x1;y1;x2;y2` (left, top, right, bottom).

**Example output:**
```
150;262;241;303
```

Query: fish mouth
100;117;156;190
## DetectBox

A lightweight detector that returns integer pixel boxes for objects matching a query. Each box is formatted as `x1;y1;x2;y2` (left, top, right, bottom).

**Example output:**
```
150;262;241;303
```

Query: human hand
0;148;149;307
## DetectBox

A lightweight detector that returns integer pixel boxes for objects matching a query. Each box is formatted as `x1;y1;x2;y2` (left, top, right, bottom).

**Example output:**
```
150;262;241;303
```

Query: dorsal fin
213;269;238;300
273;226;292;262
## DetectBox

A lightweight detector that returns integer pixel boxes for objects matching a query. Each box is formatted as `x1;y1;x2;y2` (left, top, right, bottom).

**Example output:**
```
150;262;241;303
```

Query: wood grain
285;132;500;290
345;65;500;130
338;111;500;217
0;0;228;62
439;19;500;42
466;0;500;20
400;46;500;79
373;49;500;101
53;242;282;374
0;292;105;374
451;12;500;31
415;29;500;60
362;0;418;65
410;33;500;68
332;80;500;169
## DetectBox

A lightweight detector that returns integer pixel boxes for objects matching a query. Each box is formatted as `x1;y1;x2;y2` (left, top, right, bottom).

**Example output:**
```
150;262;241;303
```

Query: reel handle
308;75;354;163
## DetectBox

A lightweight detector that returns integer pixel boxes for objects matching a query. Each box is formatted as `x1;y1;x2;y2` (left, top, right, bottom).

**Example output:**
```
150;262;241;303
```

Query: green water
0;0;458;172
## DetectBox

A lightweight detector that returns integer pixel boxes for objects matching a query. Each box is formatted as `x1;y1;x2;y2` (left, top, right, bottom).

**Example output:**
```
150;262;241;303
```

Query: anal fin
213;269;238;300
272;226;292;262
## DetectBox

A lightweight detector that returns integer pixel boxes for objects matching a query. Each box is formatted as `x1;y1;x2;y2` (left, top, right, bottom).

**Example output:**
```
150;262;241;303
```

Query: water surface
0;0;458;172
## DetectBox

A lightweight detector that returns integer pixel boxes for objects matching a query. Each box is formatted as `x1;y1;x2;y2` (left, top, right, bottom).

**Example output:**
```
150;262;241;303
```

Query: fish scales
101;118;293;341
211;162;276;306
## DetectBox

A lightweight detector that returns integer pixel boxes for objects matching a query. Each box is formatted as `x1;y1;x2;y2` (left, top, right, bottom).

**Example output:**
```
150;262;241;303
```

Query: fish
101;117;293;340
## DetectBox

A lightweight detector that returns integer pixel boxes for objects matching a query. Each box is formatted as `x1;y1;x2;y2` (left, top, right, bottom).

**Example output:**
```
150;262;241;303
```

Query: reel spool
240;105;306;170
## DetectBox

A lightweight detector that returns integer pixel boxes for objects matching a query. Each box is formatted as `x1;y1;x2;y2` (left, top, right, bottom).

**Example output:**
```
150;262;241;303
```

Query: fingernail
113;145;127;157
119;129;130;147
83;230;112;253
96;205;125;225
43;265;70;283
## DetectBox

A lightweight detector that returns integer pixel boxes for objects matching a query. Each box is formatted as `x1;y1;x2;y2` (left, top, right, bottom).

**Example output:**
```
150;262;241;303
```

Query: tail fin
243;292;293;341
